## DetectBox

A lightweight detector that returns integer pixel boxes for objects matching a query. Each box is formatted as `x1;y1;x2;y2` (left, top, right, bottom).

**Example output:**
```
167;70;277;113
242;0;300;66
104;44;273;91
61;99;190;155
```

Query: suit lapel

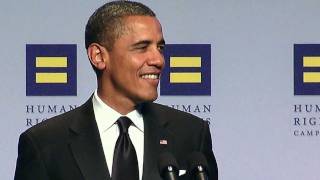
141;103;174;180
66;100;175;180
68;99;110;180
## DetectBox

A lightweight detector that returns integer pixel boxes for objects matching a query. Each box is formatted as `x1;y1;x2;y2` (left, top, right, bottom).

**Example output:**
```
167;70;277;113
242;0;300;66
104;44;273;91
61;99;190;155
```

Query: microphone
187;152;209;180
158;152;179;180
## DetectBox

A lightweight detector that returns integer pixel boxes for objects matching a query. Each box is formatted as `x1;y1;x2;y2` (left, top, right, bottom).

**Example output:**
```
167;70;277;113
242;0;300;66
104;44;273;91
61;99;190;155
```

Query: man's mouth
141;74;160;80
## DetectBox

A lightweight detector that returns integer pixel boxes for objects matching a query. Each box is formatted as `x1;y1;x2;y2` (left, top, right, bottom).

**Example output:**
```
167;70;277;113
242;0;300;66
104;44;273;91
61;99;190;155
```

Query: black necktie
112;116;139;180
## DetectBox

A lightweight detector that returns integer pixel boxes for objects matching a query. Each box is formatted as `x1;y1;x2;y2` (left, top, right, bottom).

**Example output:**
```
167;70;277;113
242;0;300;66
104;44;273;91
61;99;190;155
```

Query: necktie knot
117;116;132;134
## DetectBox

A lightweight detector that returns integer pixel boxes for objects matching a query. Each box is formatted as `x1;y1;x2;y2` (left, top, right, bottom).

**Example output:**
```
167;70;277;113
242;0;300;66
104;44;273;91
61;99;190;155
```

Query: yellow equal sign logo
35;57;68;83
169;57;202;83
303;56;320;83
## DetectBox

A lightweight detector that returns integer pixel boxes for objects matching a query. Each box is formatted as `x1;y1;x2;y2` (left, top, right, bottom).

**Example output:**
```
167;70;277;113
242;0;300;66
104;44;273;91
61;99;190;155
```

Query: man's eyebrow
131;39;166;47
132;40;152;47
158;39;165;45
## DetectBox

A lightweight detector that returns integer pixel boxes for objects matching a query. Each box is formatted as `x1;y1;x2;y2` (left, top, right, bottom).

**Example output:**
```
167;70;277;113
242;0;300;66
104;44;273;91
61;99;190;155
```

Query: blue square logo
294;44;320;95
26;44;77;96
160;44;211;95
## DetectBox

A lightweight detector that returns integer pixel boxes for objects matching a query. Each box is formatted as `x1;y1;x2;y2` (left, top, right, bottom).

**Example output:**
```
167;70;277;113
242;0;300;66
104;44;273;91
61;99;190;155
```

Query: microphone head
187;152;209;173
158;152;179;175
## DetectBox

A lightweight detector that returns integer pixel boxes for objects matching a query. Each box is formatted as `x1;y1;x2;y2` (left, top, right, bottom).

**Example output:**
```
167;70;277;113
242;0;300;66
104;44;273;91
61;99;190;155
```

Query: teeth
141;74;159;79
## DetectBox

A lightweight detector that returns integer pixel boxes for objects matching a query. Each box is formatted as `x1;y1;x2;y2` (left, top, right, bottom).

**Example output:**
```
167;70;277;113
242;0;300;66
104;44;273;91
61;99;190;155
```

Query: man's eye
139;46;147;49
158;45;165;52
135;45;147;50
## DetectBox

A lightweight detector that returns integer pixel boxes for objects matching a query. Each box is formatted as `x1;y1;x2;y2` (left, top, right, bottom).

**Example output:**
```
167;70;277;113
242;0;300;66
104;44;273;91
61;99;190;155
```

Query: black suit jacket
14;98;218;180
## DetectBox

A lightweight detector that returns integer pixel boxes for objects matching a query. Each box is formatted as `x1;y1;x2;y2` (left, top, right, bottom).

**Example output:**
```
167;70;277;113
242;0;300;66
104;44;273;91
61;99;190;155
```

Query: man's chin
136;93;158;103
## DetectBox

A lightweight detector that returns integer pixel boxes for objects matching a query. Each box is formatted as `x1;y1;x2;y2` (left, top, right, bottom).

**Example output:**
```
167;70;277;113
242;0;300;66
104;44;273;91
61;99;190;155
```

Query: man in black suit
14;1;218;180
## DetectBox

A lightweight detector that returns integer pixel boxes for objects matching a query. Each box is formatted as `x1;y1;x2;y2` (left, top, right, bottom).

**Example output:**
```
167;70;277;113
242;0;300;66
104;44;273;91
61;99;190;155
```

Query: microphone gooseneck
158;152;179;180
187;152;209;180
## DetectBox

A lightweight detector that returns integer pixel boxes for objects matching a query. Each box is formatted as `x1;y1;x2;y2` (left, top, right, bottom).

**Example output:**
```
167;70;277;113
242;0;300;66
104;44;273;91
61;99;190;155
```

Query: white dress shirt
92;90;144;180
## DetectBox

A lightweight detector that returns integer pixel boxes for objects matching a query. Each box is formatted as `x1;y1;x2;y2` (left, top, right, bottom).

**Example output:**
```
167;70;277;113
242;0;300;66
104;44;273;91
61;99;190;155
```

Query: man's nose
147;48;165;69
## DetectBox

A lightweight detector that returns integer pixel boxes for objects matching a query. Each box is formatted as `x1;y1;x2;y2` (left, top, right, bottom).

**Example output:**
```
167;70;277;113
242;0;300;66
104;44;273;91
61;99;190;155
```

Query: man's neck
97;88;136;115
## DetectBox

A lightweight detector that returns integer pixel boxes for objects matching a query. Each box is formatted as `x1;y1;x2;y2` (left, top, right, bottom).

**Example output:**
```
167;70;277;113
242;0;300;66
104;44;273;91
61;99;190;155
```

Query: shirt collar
92;90;144;133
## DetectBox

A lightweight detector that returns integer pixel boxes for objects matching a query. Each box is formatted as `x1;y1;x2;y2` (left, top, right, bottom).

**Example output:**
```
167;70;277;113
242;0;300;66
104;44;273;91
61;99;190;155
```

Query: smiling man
14;1;218;180
88;15;165;115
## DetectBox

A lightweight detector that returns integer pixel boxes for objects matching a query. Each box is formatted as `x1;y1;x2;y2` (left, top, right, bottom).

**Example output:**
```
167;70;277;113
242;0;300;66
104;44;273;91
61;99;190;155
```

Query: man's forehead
119;16;163;39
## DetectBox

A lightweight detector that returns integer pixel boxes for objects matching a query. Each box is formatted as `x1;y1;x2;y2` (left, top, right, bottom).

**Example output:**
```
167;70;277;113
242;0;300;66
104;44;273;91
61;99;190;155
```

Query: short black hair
85;0;156;50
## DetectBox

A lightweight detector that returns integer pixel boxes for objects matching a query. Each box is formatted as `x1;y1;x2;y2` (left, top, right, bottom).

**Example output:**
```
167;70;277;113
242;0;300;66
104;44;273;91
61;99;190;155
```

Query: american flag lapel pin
159;139;167;145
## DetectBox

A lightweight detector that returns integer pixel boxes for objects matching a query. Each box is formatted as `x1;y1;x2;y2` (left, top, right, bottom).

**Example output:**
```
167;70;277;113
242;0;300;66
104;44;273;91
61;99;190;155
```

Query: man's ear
87;43;109;70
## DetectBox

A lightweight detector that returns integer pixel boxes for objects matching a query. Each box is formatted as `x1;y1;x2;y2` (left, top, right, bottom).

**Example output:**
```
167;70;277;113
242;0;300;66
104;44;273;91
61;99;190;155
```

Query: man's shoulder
23;99;92;138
